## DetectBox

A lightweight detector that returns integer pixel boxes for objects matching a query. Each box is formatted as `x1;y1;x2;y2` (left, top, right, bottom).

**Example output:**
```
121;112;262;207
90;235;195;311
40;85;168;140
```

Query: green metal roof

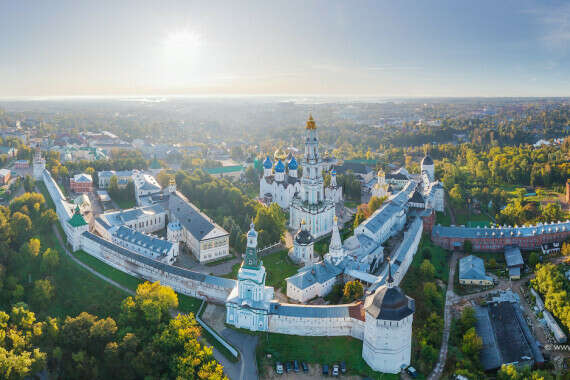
205;165;243;174
68;205;88;227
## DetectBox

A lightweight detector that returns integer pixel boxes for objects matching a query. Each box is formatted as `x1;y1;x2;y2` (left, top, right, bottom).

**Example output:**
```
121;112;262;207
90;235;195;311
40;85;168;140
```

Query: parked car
406;366;418;378
340;361;346;374
293;360;300;373
285;361;292;373
301;362;309;372
322;364;329;375
275;362;284;375
332;364;340;376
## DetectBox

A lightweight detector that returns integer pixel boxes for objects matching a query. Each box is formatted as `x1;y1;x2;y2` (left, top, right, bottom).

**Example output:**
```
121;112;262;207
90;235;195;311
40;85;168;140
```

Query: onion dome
377;169;384;177
274;147;287;161
295;221;314;245
421;155;434;166
331;168;336;175
247;221;257;237
286;151;293;161
288;156;298;170
306;114;316;130
274;159;285;173
263;156;273;169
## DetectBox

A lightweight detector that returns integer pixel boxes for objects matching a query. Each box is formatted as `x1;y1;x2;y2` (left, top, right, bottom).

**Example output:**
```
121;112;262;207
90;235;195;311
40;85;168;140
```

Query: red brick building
70;173;93;193
432;222;570;252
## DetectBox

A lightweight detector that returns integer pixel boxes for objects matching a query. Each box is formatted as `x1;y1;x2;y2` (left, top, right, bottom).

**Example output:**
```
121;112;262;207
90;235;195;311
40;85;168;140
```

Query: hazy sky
1;0;569;97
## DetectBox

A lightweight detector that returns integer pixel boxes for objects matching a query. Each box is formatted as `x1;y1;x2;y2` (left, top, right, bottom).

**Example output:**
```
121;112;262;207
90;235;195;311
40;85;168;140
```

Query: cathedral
289;115;336;238
259;150;301;209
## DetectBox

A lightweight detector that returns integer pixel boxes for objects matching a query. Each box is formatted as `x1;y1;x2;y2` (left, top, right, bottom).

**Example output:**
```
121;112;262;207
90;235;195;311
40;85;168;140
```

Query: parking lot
263;363;363;380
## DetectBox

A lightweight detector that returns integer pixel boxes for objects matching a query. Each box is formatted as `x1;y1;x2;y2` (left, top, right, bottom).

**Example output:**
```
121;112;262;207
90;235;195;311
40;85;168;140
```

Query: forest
0;192;226;379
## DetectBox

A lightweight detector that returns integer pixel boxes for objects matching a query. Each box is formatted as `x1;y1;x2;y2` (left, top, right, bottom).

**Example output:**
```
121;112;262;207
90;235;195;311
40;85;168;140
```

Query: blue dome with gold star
275;159;285;173
288;156;298;170
263;156;273;169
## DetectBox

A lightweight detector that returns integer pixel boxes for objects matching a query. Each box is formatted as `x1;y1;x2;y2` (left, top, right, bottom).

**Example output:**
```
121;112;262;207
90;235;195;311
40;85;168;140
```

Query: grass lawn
262;250;300;290
415;235;450;283
37;230;128;319
223;250;300;291
73;250;143;291
72;250;203;315
453;209;491;227
435;211;451;226
112;196;136;209
344;199;359;209
257;333;399;380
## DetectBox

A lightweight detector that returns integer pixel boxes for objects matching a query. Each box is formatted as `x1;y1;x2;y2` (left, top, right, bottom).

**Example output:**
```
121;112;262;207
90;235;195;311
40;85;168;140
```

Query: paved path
53;225;251;379
427;252;458;380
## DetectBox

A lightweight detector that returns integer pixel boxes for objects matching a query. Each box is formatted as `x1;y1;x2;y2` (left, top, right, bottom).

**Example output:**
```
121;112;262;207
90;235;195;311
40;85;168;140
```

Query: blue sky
1;0;569;97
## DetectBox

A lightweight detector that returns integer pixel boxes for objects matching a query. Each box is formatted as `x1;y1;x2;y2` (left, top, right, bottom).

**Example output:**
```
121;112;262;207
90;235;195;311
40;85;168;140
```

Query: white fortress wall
79;231;235;303
42;169;74;239
391;218;423;286
268;314;364;339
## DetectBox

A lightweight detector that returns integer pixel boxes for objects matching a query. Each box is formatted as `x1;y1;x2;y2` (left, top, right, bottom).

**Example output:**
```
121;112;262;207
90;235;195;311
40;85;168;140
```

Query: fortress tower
362;263;414;373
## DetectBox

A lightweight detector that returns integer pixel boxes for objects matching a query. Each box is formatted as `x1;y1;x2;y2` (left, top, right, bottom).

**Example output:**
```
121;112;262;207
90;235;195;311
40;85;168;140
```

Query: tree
420;259;436;280
367;196;386;214
528;251;539;269
31;279;55;309
343;280;364;301
488;258;497;269
40;248;60;274
461;327;482;358
23;175;34;192
244;166;259;184
541;202;562;223
463;240;473;254
422;248;432;260
10;212;32;246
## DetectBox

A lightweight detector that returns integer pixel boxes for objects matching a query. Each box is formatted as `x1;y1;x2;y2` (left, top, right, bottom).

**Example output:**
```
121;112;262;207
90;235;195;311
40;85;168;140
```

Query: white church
289;115;337;238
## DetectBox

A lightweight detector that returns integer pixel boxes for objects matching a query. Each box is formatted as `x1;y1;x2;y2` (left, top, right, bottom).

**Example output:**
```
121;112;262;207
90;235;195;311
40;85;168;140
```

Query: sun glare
162;29;205;64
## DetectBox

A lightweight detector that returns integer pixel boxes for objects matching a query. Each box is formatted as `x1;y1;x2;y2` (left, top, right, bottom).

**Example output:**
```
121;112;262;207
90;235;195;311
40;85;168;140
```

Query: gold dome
377;169;385;177
306;114;316;130
273;147;287;161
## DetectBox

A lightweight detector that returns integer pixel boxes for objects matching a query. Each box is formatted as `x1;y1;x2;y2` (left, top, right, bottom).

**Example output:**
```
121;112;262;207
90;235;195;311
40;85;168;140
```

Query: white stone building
98;170;134;189
111;225;178;264
94;204;167;239
289;115;335;238
133;172;162;205
226;223;274;331
362;265;414;374
325;169;343;205
286;261;342;303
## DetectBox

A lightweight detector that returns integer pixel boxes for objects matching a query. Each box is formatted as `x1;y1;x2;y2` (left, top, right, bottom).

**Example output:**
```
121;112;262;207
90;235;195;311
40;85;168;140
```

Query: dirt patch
202;303;227;332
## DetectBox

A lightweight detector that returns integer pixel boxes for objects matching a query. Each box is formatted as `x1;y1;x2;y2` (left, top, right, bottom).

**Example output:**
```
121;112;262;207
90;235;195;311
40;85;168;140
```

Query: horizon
1;0;570;97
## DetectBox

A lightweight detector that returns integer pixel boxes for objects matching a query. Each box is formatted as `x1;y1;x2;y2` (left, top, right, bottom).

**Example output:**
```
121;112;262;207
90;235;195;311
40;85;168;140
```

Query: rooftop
459;255;492;282
286;261;342;290
169;191;228;241
113;225;172;256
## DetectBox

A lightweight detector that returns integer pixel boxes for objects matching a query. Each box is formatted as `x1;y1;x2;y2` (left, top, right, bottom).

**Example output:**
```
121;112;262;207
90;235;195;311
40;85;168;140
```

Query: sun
161;29;205;64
